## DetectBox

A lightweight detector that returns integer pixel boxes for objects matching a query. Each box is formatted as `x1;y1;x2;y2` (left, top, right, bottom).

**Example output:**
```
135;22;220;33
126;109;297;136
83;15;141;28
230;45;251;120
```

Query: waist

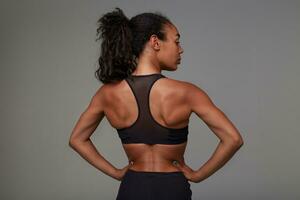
128;159;184;173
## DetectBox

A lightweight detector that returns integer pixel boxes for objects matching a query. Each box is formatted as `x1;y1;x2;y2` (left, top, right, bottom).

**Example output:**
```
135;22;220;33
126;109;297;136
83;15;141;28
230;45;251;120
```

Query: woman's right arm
68;86;130;181
186;82;244;183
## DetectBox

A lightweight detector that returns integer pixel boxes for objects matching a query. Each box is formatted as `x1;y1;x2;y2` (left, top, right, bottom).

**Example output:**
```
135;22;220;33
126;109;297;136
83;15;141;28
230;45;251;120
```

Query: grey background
1;0;299;199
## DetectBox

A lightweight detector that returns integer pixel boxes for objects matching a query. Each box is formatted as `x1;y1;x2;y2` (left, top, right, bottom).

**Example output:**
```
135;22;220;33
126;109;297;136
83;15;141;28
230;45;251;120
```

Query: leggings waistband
127;168;184;175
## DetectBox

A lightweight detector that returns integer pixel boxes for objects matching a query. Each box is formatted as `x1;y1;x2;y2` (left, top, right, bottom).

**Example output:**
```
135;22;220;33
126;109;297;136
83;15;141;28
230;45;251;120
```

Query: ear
149;34;161;50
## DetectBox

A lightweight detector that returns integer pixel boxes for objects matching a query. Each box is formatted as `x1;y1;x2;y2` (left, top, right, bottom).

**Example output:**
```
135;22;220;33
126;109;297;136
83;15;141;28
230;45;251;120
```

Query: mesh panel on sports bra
116;73;189;145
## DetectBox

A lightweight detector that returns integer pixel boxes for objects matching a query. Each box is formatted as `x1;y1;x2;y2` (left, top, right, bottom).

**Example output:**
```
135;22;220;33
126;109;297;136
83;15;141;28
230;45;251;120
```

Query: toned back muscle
102;77;191;172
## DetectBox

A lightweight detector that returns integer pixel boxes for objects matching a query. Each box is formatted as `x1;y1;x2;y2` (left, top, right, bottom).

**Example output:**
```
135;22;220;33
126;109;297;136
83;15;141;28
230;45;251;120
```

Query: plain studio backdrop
0;0;299;199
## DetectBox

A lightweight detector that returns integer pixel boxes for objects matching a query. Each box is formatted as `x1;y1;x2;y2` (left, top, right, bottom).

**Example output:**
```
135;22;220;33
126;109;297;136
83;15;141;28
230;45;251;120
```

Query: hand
172;161;201;183
113;161;132;181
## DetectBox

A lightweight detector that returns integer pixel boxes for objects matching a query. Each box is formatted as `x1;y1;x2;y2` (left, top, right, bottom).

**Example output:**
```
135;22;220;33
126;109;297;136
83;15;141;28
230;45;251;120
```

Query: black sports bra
116;73;189;145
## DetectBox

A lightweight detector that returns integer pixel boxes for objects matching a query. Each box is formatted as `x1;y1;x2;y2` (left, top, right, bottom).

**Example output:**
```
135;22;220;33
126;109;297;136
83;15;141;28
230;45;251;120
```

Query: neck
133;53;161;75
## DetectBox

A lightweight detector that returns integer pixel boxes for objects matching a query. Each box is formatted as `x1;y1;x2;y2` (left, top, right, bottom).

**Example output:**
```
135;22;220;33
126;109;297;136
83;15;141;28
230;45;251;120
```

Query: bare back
102;76;191;172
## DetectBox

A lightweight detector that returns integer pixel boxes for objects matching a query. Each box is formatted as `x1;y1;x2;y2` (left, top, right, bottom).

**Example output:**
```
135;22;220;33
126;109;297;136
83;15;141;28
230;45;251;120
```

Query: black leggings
116;169;192;200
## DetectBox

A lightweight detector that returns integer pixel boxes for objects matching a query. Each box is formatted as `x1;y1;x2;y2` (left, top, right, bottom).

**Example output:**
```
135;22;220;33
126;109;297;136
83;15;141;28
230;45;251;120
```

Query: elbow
232;137;244;148
69;138;78;148
69;140;75;148
69;137;88;148
222;136;243;148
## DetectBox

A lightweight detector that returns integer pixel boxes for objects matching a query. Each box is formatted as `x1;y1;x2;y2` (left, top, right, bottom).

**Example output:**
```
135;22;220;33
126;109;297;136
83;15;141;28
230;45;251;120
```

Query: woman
69;7;244;200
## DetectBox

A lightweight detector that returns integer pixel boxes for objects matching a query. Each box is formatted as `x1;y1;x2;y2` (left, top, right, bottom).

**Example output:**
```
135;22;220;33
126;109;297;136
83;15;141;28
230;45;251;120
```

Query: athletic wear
116;169;192;200
115;73;192;200
116;73;189;145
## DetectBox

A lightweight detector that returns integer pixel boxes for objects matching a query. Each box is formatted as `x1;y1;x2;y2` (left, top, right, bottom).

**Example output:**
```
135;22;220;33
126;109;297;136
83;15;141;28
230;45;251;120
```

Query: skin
69;23;244;183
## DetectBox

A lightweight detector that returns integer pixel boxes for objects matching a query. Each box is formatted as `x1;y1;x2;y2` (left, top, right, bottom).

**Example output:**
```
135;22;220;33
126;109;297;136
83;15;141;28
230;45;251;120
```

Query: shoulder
90;81;121;108
161;77;207;97
164;78;213;109
160;76;188;90
93;84;107;98
94;80;126;104
181;81;207;96
89;84;106;108
179;81;216;117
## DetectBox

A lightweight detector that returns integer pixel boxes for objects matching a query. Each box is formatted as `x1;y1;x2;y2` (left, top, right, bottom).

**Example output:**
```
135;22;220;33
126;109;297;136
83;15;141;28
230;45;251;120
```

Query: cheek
158;45;177;62
165;47;177;58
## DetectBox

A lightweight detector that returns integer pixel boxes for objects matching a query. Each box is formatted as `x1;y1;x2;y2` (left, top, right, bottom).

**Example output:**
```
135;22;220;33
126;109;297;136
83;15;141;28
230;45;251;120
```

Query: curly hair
95;7;172;84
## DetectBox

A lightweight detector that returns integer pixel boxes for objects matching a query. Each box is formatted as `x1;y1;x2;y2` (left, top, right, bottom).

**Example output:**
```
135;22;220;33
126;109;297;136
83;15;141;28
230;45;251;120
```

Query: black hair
95;7;172;84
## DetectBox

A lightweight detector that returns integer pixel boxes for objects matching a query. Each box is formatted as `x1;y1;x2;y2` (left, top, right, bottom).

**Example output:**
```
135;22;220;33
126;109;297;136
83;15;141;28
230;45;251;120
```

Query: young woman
69;7;244;200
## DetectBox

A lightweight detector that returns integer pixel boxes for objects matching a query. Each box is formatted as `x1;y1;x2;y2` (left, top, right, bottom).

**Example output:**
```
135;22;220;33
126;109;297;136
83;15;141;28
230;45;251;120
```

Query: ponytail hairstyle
95;7;172;84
